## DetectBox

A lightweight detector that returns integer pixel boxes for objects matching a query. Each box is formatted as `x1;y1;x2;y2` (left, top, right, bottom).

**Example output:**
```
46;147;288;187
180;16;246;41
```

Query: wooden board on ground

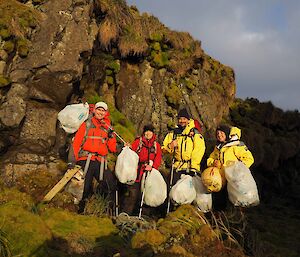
43;165;82;202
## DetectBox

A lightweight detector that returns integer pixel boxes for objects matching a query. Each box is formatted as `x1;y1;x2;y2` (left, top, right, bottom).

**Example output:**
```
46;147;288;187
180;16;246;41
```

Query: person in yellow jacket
207;124;254;210
162;108;206;187
207;125;254;169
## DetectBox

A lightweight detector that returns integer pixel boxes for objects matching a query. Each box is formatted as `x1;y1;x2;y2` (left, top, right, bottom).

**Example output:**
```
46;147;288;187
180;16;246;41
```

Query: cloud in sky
126;0;300;111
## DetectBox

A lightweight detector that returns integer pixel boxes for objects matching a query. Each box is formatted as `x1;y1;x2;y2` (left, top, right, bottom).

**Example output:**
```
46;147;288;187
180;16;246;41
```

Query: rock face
0;0;233;178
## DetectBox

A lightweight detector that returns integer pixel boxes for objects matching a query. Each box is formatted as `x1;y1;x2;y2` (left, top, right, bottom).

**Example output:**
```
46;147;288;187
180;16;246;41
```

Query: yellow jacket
162;119;205;172
207;127;254;168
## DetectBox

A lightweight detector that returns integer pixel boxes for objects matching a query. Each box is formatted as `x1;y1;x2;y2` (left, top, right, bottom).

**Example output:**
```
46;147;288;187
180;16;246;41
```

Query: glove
189;168;199;176
144;165;152;171
67;162;75;169
108;128;114;138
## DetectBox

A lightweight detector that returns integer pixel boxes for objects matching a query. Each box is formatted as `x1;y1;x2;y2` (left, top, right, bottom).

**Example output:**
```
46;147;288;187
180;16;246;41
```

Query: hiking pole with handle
166;157;175;214
138;170;149;219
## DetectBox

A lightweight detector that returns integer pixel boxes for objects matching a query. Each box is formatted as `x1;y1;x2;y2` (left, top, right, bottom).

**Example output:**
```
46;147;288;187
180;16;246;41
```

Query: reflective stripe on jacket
72;115;117;162
207;140;254;168
162;119;205;172
131;134;162;182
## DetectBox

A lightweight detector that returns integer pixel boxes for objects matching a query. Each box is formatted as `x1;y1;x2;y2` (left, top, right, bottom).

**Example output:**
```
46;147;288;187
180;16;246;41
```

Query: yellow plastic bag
201;167;226;192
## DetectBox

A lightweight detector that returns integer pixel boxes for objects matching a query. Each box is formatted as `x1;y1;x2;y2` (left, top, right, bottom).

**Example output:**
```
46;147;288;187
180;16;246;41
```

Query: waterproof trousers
77;160;117;213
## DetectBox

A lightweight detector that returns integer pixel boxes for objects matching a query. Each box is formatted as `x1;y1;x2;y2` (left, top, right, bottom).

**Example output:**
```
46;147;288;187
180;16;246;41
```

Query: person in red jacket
122;124;162;215
72;101;117;214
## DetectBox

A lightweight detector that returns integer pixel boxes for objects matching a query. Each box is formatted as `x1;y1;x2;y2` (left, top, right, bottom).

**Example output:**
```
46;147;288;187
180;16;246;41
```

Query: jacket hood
142;133;157;145
182;119;196;135
230;127;241;140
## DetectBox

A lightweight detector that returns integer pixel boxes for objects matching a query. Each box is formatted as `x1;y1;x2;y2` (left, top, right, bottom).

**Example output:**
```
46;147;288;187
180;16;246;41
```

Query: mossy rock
131;229;166;249
105;69;113;76
149;32;163;42
0;28;11;40
17;44;29;57
107;60;120;73
165;83;181;106
152;42;161;51
0;204;52;257
105;75;114;85
0;187;35;210
158;205;207;237
0;75;11;87
151;51;169;68
3;41;15;53
41;207;118;253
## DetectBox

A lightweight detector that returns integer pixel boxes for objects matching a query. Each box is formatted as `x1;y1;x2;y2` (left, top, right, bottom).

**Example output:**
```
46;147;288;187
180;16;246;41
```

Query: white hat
94;101;108;111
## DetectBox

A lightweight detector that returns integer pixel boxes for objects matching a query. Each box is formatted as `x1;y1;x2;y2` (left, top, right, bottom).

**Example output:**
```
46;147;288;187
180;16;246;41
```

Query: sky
126;0;300;111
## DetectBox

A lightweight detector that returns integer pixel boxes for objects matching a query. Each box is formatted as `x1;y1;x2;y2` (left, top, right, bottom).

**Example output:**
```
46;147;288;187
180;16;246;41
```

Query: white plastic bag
225;161;259;207
170;174;196;205
58;103;90;134
141;168;167;207
115;146;139;185
192;176;212;212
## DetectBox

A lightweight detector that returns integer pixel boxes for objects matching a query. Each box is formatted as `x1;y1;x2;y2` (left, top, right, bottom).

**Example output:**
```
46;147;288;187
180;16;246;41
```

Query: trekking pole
115;189;119;216
106;124;127;144
138;171;148;219
166;157;175;214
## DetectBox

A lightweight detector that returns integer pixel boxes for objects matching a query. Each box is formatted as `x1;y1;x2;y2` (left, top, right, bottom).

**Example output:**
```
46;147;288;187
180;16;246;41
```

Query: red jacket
72;114;117;162
131;134;162;182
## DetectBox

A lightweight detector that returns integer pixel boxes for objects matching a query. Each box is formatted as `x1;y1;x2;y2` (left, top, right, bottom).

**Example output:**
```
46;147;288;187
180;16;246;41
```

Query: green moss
151;51;169;68
0;28;11;40
165;83;181;106
0;76;11;87
131;229;166;249
41;207;117;240
0;0;39;40
17;38;30;57
105;69;113;76
0;187;35;211
107;60;120;73
0;204;52;257
3;41;15;53
152;42;161;51
149;32;163;42
105;75;114;85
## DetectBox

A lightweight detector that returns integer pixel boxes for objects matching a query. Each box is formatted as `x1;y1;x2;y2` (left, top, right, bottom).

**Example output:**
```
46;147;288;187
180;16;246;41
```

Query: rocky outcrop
0;0;235;178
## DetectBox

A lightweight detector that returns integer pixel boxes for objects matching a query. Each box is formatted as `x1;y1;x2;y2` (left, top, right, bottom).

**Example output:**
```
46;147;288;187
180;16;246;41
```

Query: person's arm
152;142;162;170
207;147;219;167
107;134;117;153
131;138;140;152
72;122;86;160
190;134;205;172
161;132;175;154
234;145;254;168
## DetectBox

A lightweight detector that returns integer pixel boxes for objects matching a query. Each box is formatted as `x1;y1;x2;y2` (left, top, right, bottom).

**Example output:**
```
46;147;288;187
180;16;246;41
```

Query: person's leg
122;183;140;215
77;160;97;213
101;169;118;215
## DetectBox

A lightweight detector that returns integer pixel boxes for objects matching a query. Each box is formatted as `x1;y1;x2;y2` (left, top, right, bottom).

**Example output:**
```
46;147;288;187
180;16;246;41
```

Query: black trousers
77;160;117;207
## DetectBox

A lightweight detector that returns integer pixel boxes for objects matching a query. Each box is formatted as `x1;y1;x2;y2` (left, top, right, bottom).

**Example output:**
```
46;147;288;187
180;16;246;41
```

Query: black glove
108;128;114;138
67;162;75;169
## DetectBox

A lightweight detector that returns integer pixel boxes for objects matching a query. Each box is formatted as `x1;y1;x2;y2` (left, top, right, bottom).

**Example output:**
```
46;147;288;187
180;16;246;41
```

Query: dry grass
98;19;119;49
0;227;11;257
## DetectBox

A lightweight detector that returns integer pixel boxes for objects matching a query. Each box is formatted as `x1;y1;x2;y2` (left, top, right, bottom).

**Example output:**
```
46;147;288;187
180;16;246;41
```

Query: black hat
178;108;190;119
143;124;155;133
216;124;231;139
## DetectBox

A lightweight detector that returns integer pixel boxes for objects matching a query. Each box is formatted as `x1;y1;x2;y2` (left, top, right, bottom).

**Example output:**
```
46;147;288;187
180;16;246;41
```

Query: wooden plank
43;165;82;202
